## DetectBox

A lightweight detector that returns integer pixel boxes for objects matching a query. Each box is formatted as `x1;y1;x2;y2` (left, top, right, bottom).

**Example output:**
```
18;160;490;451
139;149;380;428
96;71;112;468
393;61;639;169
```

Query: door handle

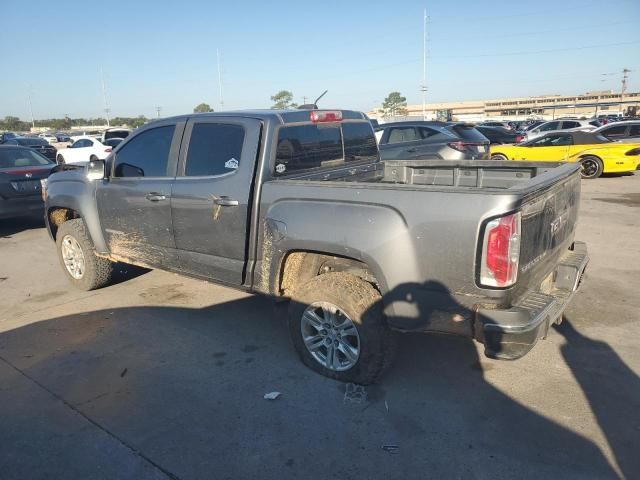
213;196;239;206
405;148;417;153
145;192;167;202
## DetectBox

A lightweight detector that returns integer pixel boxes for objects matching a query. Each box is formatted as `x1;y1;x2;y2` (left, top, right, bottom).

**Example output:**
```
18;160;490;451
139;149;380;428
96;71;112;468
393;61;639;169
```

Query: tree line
1;115;149;132
1;92;409;133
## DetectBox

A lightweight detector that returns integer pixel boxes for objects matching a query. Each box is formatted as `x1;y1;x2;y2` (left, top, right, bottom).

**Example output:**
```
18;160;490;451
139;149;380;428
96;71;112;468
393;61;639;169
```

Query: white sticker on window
275;163;286;174
225;158;239;169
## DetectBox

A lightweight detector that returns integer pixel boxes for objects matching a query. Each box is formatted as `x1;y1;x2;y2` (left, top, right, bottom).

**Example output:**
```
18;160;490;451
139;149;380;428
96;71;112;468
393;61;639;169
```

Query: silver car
525;119;599;140
593;121;640;143
376;121;490;161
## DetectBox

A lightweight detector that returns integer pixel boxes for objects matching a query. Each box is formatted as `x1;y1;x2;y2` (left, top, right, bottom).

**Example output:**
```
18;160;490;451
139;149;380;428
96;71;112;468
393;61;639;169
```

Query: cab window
114;126;175;178
185;123;245;176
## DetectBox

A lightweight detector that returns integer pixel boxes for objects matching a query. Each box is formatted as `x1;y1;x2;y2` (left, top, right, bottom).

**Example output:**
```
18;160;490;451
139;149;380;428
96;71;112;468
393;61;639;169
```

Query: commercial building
370;90;640;122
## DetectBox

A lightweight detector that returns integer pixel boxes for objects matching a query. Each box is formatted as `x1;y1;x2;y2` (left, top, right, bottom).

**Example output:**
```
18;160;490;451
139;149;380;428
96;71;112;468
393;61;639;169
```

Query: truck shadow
554;318;640;479
0;282;631;478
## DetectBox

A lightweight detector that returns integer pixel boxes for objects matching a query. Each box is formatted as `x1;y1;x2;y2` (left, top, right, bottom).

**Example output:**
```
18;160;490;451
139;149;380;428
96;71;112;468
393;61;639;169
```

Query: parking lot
0;173;638;479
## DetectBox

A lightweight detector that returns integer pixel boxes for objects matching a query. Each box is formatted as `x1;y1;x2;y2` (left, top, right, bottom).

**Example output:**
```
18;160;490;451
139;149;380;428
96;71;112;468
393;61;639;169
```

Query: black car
0;145;55;220
476;125;523;145
3;136;57;162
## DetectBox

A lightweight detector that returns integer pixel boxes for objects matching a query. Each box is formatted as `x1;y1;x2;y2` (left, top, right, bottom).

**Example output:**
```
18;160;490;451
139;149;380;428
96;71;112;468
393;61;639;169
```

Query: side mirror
87;159;106;181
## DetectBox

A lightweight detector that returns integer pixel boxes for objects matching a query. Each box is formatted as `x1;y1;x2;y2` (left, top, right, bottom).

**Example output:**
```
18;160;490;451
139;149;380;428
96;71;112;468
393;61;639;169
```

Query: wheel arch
46;180;108;252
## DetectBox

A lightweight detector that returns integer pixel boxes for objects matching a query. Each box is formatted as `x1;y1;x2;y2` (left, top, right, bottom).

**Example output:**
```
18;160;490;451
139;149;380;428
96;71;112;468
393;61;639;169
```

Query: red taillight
310;110;342;123
447;141;467;152
515;135;523;143
480;212;521;288
448;141;485;152
105;147;112;152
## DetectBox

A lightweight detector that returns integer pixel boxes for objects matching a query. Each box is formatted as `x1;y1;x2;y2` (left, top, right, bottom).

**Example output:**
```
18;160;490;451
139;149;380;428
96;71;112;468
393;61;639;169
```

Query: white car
56;136;114;164
525;119;599;140
38;133;58;144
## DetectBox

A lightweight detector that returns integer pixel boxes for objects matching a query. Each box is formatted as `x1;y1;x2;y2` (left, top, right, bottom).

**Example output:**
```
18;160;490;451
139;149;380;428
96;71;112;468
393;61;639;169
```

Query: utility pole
217;48;224;109
100;67;111;127
26;85;35;129
621;68;631;115
156;106;162;119
421;8;428;120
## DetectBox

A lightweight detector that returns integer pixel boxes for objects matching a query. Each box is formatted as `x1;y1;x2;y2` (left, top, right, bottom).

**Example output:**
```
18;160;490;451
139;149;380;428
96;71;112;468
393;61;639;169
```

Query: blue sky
1;0;639;119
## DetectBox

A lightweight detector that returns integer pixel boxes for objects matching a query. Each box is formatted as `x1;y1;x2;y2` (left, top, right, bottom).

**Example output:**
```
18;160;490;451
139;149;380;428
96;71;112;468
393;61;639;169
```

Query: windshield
0;148;53;168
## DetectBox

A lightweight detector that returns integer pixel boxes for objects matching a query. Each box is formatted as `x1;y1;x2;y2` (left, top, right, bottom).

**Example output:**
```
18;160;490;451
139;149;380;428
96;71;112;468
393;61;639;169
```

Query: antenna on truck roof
298;90;328;110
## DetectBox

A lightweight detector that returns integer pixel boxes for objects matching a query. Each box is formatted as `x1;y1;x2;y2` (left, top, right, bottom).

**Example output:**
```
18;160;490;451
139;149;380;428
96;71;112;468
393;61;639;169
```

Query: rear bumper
477;241;588;360
0;196;44;220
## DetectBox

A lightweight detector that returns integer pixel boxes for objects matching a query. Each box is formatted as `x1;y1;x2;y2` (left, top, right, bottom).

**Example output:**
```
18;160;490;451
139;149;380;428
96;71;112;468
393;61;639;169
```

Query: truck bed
259;159;582;334
277;159;572;192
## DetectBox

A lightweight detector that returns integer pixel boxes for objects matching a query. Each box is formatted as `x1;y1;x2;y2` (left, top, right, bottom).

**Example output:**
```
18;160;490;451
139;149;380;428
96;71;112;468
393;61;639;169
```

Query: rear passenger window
185;123;245;176
562;121;580;129
629;125;640;136
114;125;175;178
387;127;419;143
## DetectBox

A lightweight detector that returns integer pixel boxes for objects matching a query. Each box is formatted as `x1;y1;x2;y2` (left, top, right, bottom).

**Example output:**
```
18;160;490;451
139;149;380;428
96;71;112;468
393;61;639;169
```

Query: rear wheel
56;218;114;290
288;272;396;384
57;154;65;164
580;155;603;179
89;154;98;161
491;153;508;161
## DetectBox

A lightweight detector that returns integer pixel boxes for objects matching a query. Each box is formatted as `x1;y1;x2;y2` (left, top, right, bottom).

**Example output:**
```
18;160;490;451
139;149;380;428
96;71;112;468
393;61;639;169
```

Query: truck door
96;120;183;268
171;117;262;285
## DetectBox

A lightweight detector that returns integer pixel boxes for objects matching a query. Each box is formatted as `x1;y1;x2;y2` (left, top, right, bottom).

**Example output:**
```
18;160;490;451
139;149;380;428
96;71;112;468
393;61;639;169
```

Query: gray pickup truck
44;109;589;384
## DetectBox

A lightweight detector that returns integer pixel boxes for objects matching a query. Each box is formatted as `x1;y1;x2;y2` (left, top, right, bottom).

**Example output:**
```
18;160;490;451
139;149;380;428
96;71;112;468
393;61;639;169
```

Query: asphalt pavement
0;173;639;480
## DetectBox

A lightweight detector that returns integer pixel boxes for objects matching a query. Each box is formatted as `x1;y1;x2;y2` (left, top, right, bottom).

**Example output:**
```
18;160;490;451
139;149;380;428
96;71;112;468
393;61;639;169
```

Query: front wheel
57;154;65;164
56;218;114;290
580;155;603;179
288;272;396;384
491;153;508;161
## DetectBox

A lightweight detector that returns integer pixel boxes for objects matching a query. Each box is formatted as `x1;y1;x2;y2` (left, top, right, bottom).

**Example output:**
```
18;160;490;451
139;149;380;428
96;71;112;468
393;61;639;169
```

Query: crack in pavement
0;354;181;480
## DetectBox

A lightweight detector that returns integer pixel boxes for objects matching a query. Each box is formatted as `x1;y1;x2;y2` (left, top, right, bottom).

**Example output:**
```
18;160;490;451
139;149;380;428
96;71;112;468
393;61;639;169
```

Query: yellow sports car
490;131;640;179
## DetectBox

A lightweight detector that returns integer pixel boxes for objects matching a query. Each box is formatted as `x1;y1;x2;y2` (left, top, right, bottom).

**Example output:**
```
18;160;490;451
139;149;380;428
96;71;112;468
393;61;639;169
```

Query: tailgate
516;169;581;289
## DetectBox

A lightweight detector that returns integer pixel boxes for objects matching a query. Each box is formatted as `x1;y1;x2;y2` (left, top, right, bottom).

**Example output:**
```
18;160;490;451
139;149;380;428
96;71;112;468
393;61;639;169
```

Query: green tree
270;90;297;109
381;91;408;118
2;116;26;131
193;103;214;113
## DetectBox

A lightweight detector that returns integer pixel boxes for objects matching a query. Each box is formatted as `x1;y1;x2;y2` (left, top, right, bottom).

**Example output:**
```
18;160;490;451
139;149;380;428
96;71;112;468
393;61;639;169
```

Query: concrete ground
0;174;638;480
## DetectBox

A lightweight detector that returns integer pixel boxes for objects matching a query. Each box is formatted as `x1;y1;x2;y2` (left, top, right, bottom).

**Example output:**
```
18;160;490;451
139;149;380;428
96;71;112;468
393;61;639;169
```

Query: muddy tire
580;155;603;179
56;218;114;290
288;272;396;385
491;153;508;161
